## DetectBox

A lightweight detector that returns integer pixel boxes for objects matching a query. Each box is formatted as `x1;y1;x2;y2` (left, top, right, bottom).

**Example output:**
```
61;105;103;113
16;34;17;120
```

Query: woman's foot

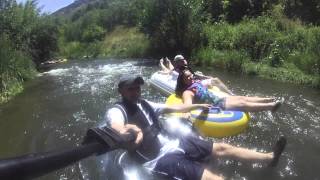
269;136;287;167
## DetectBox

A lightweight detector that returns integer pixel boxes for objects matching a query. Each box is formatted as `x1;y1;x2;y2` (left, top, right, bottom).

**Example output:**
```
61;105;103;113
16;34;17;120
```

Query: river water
0;59;319;180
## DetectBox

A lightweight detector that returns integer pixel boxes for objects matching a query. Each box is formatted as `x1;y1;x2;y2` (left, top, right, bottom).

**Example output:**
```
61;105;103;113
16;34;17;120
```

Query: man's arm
106;108;143;145
111;122;143;145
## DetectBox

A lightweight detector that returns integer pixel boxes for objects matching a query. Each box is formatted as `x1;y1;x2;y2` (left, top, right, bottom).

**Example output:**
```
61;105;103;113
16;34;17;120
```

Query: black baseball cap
118;75;144;89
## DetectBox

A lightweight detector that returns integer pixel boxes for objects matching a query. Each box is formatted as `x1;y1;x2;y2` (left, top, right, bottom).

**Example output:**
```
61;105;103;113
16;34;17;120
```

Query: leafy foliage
139;0;206;56
284;0;320;25
196;10;319;86
0;0;58;101
101;26;150;58
1;0;320;103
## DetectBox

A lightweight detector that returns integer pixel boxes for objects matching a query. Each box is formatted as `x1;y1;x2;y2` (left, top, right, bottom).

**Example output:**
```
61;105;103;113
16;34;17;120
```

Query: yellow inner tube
165;92;250;138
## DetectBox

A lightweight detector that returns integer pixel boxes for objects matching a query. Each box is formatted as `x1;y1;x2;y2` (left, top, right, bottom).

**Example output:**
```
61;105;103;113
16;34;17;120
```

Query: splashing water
0;59;319;180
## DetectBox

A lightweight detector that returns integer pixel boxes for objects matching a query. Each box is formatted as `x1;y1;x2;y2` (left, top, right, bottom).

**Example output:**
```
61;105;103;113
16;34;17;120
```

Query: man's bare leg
212;143;273;162
201;169;224;180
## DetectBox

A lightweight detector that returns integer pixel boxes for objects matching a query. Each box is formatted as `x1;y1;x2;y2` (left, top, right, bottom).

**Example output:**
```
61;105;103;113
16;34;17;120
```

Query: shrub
242;62;260;76
81;25;105;43
140;0;205;56
203;22;237;50
308;27;320;75
0;34;35;102
85;42;102;58
234;20;277;61
287;51;319;75
60;41;86;59
267;41;284;67
101;26;150;58
194;48;249;72
203;17;280;62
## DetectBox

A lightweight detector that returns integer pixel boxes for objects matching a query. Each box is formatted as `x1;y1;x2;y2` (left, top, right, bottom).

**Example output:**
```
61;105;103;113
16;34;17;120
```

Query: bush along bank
0;35;36;104
1;1;58;104
193;15;320;88
59;26;151;59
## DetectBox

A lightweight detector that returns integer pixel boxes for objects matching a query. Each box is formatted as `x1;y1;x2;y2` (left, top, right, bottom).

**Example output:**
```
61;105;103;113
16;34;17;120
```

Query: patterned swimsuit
187;81;223;106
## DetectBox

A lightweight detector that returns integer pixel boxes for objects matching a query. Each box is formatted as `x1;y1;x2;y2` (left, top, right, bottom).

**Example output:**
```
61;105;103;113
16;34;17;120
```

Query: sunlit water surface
0;59;319;180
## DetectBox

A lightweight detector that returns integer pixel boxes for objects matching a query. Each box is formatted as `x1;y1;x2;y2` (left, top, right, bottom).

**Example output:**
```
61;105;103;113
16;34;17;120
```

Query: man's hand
119;124;143;146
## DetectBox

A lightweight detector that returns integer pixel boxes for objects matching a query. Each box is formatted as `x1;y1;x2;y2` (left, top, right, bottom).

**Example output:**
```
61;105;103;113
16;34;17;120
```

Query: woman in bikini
175;69;284;112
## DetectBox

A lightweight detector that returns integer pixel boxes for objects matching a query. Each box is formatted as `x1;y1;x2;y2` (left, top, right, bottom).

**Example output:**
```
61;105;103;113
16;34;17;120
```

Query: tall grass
194;48;249;72
59;26;150;59
101;26;150;58
194;10;320;87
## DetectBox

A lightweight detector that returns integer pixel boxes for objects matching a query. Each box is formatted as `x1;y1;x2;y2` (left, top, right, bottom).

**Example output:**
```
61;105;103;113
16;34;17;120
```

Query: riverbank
0;2;57;105
242;62;320;87
0;57;67;105
192;14;320;88
0;82;23;104
194;60;320;88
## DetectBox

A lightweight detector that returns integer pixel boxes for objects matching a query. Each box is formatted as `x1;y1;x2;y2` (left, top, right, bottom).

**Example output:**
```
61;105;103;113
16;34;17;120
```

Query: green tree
140;0;206;55
224;0;278;23
203;0;224;22
284;0;320;25
81;24;105;42
29;17;59;65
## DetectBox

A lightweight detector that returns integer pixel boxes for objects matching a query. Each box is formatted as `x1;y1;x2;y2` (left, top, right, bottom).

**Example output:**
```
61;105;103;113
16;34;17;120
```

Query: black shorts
154;135;213;180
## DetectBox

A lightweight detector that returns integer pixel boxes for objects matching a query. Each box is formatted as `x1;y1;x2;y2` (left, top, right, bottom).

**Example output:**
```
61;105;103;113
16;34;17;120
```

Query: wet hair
175;68;192;97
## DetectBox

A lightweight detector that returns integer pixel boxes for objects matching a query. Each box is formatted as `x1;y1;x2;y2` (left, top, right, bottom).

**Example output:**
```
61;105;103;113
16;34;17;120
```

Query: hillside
52;0;100;16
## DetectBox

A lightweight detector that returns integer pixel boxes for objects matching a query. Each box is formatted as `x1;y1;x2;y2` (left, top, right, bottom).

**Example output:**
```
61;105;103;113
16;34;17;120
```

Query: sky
16;0;74;14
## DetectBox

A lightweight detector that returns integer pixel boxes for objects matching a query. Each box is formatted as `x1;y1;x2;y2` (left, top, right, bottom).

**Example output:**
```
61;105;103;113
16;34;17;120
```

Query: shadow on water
0;59;319;180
